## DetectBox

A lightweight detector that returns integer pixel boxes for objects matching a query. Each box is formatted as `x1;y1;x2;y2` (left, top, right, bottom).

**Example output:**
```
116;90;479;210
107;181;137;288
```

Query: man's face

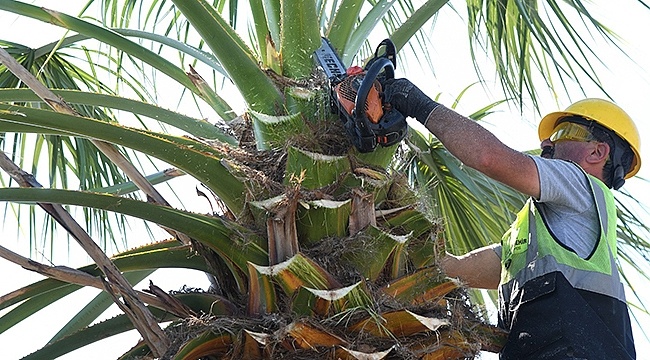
540;121;598;162
541;138;595;162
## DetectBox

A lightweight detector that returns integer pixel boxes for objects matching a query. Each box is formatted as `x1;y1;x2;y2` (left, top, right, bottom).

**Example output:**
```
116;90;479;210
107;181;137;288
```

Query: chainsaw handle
373;39;397;69
354;57;394;122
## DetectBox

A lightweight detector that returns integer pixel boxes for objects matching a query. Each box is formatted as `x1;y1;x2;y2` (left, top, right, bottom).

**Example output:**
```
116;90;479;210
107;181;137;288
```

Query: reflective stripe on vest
499;174;626;305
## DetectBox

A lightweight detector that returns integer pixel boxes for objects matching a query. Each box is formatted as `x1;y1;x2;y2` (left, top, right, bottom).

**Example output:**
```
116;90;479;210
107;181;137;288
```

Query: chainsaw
314;38;407;153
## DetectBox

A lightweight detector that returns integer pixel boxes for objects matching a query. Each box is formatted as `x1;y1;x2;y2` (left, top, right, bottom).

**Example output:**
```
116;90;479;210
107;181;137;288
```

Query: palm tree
0;0;648;358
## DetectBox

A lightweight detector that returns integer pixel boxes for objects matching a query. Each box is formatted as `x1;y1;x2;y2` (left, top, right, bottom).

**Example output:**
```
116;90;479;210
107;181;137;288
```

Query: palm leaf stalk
0;0;648;358
0;144;170;356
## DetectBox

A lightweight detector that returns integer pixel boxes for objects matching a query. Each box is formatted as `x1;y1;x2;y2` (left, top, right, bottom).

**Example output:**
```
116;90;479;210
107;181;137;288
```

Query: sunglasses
549;122;597;143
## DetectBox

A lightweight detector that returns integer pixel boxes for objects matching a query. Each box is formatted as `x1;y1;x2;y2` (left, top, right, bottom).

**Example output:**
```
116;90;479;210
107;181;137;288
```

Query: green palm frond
0;89;235;142
21;291;234;360
170;0;284;113
405;124;526;254
465;0;626;109
0;187;268;270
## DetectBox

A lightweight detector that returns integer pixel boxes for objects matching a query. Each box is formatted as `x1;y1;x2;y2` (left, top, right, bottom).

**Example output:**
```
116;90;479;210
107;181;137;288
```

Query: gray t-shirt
494;156;600;259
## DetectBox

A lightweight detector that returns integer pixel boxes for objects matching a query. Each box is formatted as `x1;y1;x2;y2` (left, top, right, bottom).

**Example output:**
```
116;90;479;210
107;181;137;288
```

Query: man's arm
439;245;502;289
383;79;541;198
424;106;540;199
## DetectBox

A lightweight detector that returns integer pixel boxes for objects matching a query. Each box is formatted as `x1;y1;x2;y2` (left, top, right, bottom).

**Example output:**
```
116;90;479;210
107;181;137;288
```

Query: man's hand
382;78;439;124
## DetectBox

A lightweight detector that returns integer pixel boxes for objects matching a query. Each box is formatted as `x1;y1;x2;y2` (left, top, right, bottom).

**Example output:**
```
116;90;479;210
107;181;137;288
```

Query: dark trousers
499;272;636;359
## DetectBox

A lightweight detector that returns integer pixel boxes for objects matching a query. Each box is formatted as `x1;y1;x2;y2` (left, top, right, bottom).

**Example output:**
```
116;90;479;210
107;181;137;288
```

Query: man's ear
586;142;610;164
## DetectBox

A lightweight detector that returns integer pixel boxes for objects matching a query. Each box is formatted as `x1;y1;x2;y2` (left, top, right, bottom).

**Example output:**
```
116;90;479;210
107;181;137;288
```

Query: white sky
0;1;649;359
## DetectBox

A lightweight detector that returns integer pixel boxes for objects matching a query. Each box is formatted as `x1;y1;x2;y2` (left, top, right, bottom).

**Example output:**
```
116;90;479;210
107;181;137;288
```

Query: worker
382;78;639;359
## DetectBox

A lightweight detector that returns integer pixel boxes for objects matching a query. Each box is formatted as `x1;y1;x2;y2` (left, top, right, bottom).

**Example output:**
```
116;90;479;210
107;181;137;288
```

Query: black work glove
382;78;439;124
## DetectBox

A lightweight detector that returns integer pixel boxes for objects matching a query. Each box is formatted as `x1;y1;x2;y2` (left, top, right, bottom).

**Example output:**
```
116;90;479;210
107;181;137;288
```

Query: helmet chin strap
598;124;628;190
611;165;625;190
609;144;626;190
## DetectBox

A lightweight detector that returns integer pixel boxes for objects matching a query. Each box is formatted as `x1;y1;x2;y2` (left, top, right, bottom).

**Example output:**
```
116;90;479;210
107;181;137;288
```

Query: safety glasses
549;122;597;143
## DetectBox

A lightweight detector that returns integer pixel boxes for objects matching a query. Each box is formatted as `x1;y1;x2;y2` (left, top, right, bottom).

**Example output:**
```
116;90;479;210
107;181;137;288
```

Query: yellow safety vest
499;174;626;304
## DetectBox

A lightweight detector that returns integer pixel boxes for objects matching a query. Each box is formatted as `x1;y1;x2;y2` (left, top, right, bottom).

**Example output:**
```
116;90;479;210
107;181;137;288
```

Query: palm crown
0;0;648;359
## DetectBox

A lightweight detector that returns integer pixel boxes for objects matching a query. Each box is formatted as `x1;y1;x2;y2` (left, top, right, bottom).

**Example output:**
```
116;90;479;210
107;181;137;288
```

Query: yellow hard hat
538;98;642;178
